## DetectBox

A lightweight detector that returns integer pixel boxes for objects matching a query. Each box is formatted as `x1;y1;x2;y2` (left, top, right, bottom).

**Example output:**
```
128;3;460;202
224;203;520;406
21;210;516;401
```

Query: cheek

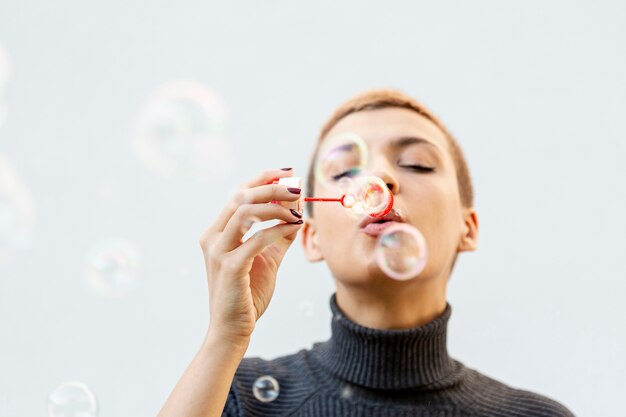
401;180;458;240
402;175;450;213
421;189;463;260
314;204;358;253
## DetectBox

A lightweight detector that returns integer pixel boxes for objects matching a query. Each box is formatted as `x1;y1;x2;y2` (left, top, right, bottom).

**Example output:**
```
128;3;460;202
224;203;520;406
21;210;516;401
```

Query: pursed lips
359;208;405;237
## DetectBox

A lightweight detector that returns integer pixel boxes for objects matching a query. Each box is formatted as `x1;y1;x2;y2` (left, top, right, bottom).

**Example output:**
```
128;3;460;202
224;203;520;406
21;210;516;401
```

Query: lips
361;220;402;237
359;208;405;237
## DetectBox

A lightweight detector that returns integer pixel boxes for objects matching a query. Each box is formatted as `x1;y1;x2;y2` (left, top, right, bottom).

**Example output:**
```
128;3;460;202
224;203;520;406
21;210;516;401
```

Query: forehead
323;107;450;160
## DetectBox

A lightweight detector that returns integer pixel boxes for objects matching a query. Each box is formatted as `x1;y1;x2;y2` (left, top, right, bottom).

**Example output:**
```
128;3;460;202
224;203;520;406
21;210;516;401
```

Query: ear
457;207;479;253
300;217;324;262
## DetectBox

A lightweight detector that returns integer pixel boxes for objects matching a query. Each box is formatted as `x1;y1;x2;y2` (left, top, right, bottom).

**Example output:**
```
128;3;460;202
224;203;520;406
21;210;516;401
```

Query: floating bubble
132;80;232;182
0;154;35;264
83;238;142;297
48;381;98;417
314;132;368;190
375;223;427;281
252;375;280;403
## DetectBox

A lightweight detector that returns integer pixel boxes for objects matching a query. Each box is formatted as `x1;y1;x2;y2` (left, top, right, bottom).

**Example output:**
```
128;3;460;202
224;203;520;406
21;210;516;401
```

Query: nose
368;161;399;195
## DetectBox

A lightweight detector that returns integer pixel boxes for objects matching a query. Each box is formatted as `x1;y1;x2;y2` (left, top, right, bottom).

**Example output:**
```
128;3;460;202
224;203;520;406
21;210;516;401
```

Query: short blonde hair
306;88;474;217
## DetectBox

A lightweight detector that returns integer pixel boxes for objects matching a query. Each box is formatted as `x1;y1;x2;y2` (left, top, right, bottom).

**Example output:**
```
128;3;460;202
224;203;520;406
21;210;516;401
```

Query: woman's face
301;107;478;285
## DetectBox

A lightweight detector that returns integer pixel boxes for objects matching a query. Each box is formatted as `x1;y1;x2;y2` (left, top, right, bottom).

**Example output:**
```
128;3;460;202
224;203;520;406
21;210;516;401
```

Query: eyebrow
389;136;442;153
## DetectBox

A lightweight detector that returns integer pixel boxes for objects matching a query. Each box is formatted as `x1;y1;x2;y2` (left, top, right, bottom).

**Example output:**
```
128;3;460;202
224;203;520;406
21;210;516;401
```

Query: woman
157;89;575;416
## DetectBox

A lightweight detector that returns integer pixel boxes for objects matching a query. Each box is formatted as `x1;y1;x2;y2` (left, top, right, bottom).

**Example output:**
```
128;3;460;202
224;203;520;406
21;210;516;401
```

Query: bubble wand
271;176;394;218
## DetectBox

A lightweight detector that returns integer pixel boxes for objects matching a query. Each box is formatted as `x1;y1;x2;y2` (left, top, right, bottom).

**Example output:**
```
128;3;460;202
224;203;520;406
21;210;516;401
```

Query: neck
334;275;448;329
310;291;459;390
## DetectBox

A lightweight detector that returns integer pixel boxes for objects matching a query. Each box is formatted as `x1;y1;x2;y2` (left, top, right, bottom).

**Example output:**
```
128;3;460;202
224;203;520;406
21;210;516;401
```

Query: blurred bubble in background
83;238;142;298
48;381;98;417
131;80;232;182
0;153;35;265
314;132;369;191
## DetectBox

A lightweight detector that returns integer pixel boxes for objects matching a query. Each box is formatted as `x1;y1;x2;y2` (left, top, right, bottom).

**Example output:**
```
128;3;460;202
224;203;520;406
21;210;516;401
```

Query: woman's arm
157;168;303;417
157;332;249;417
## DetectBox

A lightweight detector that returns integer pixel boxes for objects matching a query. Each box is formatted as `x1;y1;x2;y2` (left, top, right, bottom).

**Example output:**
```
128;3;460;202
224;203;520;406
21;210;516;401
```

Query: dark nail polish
287;187;301;194
290;209;302;218
289;219;304;225
280;167;293;171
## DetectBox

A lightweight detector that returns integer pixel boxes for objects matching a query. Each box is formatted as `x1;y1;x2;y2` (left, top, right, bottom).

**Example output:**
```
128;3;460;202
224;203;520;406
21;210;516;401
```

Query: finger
208;168;295;234
229;221;303;269
210;182;301;233
243;167;294;188
219;203;303;252
208;184;301;237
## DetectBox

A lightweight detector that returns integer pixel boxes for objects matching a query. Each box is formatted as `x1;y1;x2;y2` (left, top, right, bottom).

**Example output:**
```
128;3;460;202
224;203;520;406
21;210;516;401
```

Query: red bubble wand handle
303;193;394;218
303;197;343;203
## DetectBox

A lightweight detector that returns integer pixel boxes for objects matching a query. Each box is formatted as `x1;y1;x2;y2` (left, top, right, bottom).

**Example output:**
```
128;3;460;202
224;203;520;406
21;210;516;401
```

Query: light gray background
1;1;624;416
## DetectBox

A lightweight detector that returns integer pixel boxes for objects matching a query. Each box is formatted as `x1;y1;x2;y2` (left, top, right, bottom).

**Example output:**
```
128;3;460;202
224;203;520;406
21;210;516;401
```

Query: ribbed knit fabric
222;293;575;416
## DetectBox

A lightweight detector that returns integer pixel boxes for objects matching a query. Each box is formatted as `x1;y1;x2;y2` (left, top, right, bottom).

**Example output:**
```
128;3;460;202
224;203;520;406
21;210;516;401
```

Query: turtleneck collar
309;292;458;390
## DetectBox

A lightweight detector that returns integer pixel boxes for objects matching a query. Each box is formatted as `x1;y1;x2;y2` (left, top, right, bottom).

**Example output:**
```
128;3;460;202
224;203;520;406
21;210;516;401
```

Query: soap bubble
132;80;232;182
315;132;368;190
0;154;35;265
351;176;393;218
252;375;280;403
375;223;427;280
48;381;98;417
338;176;393;218
83;238;142;297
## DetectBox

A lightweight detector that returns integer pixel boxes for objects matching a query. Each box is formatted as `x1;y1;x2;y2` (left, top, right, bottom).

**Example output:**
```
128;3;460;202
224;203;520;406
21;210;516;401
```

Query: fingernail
290;209;302;218
280;167;293;171
289;219;304;224
288;187;301;194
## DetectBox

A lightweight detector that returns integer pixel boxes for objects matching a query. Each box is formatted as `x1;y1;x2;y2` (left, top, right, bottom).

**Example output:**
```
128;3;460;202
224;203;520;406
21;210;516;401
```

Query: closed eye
331;170;357;181
400;164;435;173
331;165;433;180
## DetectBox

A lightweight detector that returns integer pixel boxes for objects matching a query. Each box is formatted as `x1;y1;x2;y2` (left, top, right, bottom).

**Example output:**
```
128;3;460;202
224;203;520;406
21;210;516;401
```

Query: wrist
204;328;251;354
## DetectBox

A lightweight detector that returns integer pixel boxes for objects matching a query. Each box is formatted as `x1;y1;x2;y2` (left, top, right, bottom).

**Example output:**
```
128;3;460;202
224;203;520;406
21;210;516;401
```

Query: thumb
264;223;302;266
233;222;302;265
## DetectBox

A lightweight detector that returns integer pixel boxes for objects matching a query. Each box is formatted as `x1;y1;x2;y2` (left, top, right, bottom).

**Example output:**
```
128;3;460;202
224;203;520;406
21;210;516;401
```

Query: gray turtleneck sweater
221;293;575;416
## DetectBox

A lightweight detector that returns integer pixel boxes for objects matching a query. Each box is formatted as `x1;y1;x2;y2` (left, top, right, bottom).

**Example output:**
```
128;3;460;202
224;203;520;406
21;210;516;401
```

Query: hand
199;168;303;346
